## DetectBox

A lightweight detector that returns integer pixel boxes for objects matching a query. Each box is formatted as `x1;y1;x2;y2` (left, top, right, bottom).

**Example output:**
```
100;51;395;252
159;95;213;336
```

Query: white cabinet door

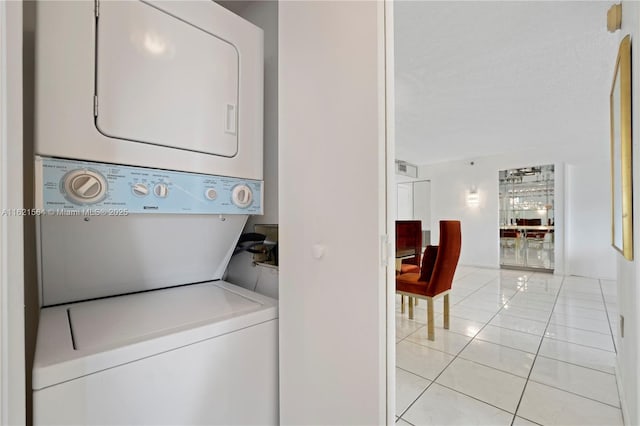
279;1;389;424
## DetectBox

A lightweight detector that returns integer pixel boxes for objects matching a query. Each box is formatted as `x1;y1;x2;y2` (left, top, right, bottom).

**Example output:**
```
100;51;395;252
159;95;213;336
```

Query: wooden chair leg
414;298;418;306
408;296;414;320
400;295;405;313
444;294;450;330
427;298;434;341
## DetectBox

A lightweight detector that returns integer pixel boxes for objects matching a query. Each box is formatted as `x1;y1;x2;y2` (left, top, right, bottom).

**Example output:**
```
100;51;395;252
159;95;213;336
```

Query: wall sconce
466;186;480;207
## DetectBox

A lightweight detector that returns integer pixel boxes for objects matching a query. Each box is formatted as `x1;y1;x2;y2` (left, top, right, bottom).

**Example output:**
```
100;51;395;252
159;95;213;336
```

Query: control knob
231;184;253;208
154;183;169;198
132;183;149;197
62;169;108;205
205;188;218;201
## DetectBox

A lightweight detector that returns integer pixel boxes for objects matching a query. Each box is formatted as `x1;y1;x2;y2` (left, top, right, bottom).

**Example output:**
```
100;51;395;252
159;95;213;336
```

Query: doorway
499;165;555;272
397;180;431;246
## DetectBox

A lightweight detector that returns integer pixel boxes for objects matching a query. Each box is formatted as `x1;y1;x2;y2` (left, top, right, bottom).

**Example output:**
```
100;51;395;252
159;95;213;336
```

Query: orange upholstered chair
395;220;422;274
396;220;461;341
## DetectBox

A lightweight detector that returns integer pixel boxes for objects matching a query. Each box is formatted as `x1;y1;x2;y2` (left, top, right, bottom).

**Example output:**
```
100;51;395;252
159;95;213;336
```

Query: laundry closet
28;1;279;424
8;1;388;425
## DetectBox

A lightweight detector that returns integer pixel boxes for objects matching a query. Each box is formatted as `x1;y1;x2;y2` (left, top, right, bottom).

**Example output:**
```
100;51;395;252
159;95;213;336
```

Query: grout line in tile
456;346;536;379
396;377;438;419
395;365;433;383
547;309;609;320
453;268;481;282
515;414;545;426
510;275;565;426
501;306;551;322
397;274;527;419
488;322;547;338
599;278;618;354
526;378;621;410
396;416;416;425
598;277;623;412
555;293;610;303
553;300;607;312
397;269;622;425
535;353;615;376
395;325;425;345
546;320;613;336
404;328;472;348
473;335;539;354
454;357;532;384
431;381;517;415
396;334;471;417
503;301;556;312
543;335;615;353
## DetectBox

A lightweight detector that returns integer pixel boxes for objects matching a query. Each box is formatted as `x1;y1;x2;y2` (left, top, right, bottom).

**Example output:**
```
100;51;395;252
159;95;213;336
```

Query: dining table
395;248;417;272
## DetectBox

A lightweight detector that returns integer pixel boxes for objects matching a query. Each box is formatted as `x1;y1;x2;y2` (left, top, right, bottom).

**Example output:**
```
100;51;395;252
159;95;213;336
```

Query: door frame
384;0;396;423
0;1;26;424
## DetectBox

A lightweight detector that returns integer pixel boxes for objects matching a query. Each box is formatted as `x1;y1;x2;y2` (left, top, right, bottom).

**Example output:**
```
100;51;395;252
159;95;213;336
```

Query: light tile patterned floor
396;266;622;426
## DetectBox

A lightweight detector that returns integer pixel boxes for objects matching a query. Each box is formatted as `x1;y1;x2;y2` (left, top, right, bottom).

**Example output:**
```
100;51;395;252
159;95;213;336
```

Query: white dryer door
95;1;239;157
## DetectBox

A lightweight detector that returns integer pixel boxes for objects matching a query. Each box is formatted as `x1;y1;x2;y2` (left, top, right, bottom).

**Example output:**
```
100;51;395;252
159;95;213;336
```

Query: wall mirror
499;165;555;271
610;35;633;260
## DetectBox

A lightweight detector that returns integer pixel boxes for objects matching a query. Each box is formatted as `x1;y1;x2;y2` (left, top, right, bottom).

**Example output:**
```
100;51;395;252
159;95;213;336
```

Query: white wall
565;160;612;279
396;180;431;227
278;1;388;424
420;142;615;279
616;2;640;424
412;180;430;232
397;182;413;219
0;1;25;424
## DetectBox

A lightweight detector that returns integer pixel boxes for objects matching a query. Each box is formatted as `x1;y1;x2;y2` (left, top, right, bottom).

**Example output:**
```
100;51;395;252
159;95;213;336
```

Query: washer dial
132;183;149;197
62;169;108;205
154;183;169;198
231;184;253;208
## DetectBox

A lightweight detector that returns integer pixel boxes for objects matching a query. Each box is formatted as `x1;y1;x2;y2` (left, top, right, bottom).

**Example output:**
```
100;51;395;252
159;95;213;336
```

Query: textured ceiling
394;1;620;165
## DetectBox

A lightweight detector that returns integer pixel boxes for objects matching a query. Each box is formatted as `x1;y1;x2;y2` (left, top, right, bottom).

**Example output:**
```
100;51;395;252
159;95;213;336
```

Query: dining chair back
395;220;422;274
396;220;462;340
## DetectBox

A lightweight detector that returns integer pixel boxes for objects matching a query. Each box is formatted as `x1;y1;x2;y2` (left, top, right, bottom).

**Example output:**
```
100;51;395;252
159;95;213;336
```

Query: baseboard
615;355;631;425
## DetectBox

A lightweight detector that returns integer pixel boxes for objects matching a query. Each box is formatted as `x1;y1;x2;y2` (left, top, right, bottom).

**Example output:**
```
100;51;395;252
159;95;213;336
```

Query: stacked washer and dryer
31;1;277;424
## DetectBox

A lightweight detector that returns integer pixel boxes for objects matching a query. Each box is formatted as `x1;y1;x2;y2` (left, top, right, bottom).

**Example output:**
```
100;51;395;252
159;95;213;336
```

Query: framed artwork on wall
610;35;633;261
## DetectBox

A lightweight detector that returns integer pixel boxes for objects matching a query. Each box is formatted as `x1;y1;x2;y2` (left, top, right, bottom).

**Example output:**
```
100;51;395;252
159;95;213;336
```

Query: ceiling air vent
395;160;418;178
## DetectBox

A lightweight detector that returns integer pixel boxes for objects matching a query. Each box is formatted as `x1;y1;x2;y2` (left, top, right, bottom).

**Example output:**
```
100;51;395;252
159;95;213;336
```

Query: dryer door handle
225;104;237;135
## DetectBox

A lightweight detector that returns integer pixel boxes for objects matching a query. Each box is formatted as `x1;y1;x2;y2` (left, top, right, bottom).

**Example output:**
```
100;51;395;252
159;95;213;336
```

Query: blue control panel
37;157;263;215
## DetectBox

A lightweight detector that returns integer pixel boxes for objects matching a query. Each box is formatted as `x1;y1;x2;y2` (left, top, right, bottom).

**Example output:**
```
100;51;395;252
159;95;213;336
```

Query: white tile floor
396;266;622;426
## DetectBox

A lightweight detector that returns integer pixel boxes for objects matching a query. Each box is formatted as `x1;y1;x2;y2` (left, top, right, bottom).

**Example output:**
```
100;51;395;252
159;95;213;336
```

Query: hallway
396;267;621;425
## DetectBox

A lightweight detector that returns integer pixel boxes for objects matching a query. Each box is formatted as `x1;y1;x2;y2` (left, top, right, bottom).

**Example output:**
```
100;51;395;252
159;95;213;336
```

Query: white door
279;1;390;424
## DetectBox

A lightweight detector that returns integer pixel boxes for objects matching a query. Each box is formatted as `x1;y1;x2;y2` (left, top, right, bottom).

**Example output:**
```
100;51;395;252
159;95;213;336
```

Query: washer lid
95;1;239;157
69;282;260;351
33;282;278;390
